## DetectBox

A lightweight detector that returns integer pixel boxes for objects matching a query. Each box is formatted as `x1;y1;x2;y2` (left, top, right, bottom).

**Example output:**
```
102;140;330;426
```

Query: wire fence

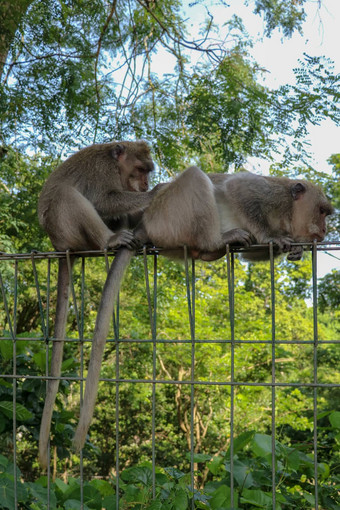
0;242;339;509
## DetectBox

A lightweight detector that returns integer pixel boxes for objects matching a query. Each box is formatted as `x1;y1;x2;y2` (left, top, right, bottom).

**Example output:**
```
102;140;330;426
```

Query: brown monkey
144;168;334;262
72;166;333;451
38;140;155;468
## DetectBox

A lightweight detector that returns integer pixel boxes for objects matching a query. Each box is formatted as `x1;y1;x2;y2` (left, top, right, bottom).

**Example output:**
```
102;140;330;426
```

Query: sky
180;0;340;277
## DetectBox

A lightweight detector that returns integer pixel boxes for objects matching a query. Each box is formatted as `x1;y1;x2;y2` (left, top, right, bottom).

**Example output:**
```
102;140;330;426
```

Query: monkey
38;140;156;469
144;168;334;262
72;166;333;451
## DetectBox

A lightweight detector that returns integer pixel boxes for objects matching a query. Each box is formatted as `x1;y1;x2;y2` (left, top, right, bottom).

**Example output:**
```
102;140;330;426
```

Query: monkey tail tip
72;427;87;453
38;446;48;470
39;434;86;467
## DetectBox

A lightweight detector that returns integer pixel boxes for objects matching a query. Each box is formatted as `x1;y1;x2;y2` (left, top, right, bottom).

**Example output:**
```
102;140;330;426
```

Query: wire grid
0;243;340;509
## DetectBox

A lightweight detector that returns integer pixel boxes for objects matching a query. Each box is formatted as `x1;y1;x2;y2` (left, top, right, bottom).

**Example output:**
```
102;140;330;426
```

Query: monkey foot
107;230;138;250
222;228;254;247
287;245;304;261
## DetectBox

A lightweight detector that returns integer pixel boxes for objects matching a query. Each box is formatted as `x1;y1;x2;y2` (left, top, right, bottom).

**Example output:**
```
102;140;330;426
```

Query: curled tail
39;258;73;469
72;248;134;452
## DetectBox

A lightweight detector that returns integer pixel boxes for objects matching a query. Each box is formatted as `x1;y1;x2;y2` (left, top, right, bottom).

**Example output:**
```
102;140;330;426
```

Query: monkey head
290;181;334;243
112;141;154;192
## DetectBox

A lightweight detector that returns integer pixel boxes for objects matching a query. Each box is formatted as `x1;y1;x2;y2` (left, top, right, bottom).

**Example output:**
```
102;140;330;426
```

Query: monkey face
291;185;333;242
114;143;154;192
127;164;150;192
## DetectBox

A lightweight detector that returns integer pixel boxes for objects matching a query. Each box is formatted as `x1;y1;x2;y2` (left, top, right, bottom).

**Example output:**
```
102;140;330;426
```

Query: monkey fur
38;140;156;469
72;166;333;451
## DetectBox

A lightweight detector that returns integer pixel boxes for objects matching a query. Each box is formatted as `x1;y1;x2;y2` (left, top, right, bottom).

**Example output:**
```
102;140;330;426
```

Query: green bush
1;426;339;509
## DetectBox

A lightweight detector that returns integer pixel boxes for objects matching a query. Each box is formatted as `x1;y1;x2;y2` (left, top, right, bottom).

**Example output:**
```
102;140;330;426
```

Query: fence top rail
0;241;339;261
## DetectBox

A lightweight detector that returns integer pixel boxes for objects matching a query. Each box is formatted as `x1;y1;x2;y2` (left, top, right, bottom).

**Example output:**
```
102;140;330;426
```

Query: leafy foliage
253;0;307;37
0;0;339;170
0;147;53;252
1;246;339;484
1;423;339;508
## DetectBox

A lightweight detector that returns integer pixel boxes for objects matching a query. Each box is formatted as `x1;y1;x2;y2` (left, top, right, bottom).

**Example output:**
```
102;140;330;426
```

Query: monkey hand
287;245;304;261
107;230;139;250
271;236;294;254
221;228;255;247
270;237;304;260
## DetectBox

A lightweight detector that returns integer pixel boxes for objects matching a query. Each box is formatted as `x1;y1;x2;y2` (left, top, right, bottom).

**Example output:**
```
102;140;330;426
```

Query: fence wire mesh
0;243;339;509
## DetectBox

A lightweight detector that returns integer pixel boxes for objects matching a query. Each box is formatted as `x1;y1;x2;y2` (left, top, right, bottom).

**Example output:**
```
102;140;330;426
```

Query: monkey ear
291;182;306;200
111;144;126;161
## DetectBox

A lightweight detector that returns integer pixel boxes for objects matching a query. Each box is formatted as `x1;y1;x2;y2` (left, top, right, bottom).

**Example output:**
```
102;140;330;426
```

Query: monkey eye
321;206;332;216
320;206;331;216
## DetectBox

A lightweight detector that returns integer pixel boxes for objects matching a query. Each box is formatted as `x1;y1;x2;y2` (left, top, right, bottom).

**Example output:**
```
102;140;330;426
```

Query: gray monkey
38;140;156;468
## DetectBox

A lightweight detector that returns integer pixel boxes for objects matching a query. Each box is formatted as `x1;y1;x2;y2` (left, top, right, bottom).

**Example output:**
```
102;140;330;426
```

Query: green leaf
32;351;47;371
186;453;211;463
302;491;315;505
0;472;26;507
121;466;153;486
155;473;168;485
174;488;188;510
90;479;115;497
207;456;224;476
164;467;186;480
64;500;91;510
147;501;162;510
0;419;6;434
329;411;340;429
252;434;273;457
0;379;12;389
27;482;57;509
227;430;256;455
102;494;117;510
0;341;13;362
318;462;330;480
0;456;8;471
240;489;273;507
0;475;15;510
0;401;33;421
54;478;69;493
285;448;300;471
209;485;231;509
80;486;103;508
124;484;146;503
62;357;77;372
232;460;254;489
63;484;102;509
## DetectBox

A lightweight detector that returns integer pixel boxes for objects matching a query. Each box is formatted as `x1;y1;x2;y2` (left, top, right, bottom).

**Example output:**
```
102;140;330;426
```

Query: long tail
39;257;73;469
72;248;134;452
